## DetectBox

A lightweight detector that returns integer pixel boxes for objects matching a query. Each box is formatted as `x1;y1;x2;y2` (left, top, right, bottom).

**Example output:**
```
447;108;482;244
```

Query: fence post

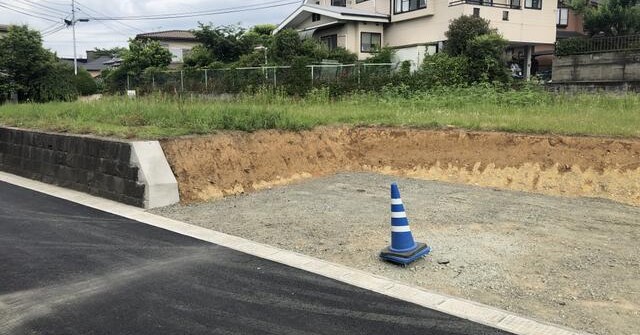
180;70;184;92
204;69;208;91
357;63;361;87
126;74;130;91
310;66;314;87
273;67;277;88
152;74;155;91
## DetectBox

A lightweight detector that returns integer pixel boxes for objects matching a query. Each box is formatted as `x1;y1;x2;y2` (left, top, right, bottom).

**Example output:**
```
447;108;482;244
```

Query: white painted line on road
0;171;592;335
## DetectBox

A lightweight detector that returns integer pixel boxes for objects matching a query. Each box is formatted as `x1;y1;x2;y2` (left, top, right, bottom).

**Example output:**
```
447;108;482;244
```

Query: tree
0;25;79;102
121;39;172;75
444;16;493;56
579;0;640;36
0;25;56;100
271;29;305;64
243;24;276;48
192;23;251;63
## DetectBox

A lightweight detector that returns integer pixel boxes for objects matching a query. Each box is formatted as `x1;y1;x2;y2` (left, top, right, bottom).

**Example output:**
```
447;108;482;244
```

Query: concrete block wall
0;127;179;208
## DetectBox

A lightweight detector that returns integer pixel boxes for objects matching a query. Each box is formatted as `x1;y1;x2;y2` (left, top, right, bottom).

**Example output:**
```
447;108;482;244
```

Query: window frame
321;34;338;51
393;0;427;14
331;0;347;6
524;0;542;10
556;7;569;27
360;32;382;53
312;13;321;22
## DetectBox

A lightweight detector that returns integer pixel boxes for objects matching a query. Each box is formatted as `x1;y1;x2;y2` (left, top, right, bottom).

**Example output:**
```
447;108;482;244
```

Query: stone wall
0;127;178;208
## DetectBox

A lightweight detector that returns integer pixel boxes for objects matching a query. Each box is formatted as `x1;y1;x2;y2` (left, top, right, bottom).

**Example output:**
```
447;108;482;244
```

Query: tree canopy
578;0;640;36
0;25;78;102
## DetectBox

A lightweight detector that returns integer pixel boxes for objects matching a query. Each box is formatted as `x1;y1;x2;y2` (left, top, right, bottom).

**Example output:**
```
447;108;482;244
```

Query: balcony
449;0;522;9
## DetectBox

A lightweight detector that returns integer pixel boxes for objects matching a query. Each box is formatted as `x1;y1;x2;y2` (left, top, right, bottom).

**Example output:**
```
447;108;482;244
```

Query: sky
0;0;301;58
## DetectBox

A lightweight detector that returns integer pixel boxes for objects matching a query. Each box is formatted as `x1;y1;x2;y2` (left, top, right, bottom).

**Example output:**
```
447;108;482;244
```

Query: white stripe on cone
391;211;407;219
391;198;403;205
391;226;412;232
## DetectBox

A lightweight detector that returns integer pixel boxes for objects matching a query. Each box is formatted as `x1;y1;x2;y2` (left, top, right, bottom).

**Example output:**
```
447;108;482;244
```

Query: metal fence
124;63;398;94
555;34;640;56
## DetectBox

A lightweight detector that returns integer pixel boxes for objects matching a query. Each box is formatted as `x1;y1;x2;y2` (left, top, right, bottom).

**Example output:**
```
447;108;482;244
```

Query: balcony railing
449;0;522;9
555;34;640;56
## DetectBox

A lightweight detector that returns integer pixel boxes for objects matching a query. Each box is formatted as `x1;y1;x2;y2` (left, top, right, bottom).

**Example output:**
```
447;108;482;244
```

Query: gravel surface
152;173;640;335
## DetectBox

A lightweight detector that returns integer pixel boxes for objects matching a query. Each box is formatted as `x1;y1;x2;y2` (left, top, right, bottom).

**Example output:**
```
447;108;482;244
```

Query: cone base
379;242;431;265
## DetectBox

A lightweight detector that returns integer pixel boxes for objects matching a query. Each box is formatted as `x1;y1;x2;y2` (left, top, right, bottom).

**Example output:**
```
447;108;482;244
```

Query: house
134;30;199;64
533;0;591;75
275;0;558;77
59;51;117;77
0;24;9;38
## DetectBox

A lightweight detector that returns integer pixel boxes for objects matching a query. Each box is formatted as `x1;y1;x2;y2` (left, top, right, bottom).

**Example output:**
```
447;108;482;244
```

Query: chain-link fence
125;63;398;95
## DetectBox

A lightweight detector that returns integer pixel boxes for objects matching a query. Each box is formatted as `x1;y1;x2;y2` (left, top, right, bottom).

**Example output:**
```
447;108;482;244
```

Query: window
356;0;370;3
473;7;480;17
331;0;346;6
557;7;569;26
510;0;521;8
312;13;321;22
321;35;338;50
502;10;509;20
394;0;426;14
361;32;381;53
525;0;542;9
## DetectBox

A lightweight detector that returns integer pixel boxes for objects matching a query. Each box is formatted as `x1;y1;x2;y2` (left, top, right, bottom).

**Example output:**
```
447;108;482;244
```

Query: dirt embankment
161;127;640;206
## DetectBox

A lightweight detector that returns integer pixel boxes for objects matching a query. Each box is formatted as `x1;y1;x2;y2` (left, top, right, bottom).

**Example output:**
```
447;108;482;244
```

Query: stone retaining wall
0;127;179;208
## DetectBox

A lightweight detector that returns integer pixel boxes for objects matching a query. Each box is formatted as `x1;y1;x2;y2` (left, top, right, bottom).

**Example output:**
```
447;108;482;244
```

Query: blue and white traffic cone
380;182;431;265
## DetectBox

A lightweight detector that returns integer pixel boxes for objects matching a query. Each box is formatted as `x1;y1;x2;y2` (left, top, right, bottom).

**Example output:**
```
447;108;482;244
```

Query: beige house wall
314;23;357;52
297;13;340;30
157;40;200;63
352;0;391;14
384;0;464;47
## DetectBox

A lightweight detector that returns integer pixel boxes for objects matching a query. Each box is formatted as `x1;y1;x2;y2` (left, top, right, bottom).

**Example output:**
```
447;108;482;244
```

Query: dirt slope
161;127;640;206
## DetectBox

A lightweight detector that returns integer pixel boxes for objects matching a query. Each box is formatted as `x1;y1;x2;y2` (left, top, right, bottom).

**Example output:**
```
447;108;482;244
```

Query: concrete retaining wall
552;51;640;83
0;127;179;208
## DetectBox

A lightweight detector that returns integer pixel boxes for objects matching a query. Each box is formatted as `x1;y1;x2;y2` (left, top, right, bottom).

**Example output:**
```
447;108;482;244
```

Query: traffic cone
379;183;431;265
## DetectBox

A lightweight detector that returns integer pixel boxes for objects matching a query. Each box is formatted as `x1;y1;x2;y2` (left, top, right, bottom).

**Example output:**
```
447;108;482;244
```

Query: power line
14;0;68;15
88;0;299;21
0;0;65;19
0;3;61;23
75;1;143;33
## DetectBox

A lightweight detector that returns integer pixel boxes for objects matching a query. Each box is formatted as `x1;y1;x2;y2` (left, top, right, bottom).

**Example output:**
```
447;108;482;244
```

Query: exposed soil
152;173;640;335
160;127;640;206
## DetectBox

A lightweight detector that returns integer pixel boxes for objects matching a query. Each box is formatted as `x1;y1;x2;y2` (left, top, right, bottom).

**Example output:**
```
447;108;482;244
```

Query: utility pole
65;0;89;76
72;0;77;75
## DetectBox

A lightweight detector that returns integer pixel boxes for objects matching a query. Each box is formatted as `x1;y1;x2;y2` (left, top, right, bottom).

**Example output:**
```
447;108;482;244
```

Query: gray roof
59;55;115;72
0;24;9;32
304;4;389;18
135;30;197;41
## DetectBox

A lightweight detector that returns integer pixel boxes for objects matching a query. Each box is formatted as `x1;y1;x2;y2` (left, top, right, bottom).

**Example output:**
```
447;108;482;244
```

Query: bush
465;33;510;83
420;53;470;86
30;62;78;102
445;16;493;56
74;68;98;96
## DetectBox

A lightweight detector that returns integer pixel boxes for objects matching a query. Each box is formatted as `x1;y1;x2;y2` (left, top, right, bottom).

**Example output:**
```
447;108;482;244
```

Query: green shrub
74;68;98;96
420;53;470;86
30;62;78;102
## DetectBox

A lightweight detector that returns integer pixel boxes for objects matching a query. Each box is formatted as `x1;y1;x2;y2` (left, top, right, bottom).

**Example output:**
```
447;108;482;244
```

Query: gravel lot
153;173;640;335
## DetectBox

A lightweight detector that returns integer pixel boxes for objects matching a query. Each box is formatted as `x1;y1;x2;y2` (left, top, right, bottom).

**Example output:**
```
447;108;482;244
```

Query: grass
1;85;639;139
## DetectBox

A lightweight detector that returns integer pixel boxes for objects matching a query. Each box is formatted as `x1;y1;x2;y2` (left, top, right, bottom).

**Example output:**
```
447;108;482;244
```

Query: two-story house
135;30;199;65
275;0;557;78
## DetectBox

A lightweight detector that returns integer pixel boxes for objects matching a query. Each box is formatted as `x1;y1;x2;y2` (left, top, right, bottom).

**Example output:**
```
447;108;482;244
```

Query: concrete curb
130;141;180;209
0;171;592;335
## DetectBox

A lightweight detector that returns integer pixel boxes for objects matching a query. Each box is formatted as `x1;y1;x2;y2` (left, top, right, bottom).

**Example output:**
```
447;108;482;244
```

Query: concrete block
130;141;180;209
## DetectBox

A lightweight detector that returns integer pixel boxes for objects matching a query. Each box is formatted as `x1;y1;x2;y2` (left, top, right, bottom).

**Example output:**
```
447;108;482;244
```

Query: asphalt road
0;181;513;335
